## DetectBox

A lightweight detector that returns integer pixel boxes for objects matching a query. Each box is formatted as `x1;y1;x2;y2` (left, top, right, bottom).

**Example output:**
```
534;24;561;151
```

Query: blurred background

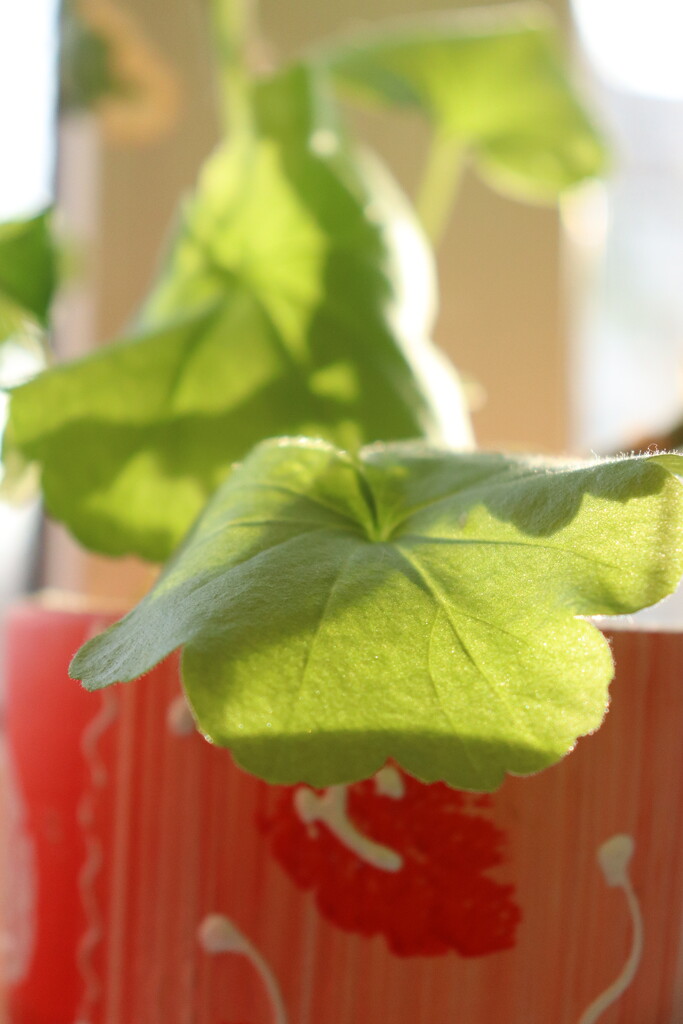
2;0;683;604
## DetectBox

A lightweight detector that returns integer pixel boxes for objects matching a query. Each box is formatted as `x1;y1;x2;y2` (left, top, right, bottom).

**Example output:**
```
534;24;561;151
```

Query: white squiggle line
578;834;643;1024
294;784;403;872
75;675;119;1024
198;913;288;1024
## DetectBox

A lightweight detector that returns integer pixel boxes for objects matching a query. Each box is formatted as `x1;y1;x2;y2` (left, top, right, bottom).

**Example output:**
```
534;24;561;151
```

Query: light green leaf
71;441;683;790
6;66;468;562
322;4;606;199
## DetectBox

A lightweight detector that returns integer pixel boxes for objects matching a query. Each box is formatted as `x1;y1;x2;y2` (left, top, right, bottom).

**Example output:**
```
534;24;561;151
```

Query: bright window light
0;1;59;608
0;0;60;220
573;0;683;101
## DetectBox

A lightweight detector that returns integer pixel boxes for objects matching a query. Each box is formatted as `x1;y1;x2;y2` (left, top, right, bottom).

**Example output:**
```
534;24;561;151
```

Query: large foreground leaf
323;4;606;199
7;67;467;562
72;440;683;790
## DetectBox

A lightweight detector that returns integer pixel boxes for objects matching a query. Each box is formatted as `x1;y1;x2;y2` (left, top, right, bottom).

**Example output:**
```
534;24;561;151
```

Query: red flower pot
4;597;683;1022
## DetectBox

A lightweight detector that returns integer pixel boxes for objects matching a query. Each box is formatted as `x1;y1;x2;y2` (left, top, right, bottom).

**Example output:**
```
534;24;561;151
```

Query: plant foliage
71;442;683;789
7;68;464;561
322;5;606;199
5;2;671;792
0;210;55;351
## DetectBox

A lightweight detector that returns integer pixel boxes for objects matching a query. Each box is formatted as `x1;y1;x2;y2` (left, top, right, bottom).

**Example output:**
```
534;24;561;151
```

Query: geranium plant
4;0;683;791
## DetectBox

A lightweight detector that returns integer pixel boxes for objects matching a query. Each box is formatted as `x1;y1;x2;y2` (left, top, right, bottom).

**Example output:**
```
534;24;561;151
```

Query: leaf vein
273;546;363;767
225;479;364;530
393;544;540;748
397;533;621;570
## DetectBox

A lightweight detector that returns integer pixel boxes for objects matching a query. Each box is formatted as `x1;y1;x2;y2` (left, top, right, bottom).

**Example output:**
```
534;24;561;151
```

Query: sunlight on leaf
71;441;683;790
322;3;607;200
6;66;470;562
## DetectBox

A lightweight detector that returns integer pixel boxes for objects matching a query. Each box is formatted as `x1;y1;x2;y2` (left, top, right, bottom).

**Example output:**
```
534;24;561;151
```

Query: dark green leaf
7;66;468;561
0;213;54;500
0;210;56;337
322;4;606;199
71;441;683;790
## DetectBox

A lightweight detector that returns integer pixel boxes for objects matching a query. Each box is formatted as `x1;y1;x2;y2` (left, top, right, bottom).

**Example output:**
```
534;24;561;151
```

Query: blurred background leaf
59;0;180;144
322;3;606;201
0;210;56;334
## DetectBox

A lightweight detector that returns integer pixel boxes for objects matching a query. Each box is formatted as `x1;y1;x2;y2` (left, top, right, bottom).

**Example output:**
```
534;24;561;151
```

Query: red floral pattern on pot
261;767;520;957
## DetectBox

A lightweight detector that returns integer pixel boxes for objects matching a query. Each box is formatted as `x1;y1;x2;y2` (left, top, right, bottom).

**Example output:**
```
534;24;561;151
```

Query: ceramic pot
3;597;683;1023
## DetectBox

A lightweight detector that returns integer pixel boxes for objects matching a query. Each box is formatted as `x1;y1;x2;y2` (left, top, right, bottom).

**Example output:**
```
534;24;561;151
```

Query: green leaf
71;441;683;790
0;210;56;357
59;3;129;113
322;4;606;199
0;213;53;499
0;211;55;328
6;66;468;562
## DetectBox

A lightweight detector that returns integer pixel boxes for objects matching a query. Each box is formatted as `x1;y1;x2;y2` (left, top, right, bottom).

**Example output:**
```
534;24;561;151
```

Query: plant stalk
209;0;255;136
415;134;465;248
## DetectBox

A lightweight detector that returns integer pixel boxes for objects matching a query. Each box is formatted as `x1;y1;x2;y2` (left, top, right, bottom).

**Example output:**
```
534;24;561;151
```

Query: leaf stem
209;0;256;136
415;133;465;247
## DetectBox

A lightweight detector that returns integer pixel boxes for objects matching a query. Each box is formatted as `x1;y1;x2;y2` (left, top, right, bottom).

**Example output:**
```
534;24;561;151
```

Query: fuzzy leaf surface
71;441;683;790
323;4;606;199
6;67;466;561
